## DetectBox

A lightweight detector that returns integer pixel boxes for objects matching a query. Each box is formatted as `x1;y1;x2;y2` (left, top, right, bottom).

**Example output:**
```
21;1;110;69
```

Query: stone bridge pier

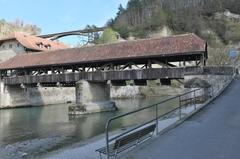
69;80;117;115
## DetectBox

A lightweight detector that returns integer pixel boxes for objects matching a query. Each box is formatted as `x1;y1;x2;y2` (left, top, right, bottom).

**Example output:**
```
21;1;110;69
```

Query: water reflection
0;96;176;157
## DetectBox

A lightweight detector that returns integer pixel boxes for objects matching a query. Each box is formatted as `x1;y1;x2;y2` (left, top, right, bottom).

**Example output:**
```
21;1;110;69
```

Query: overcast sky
0;0;128;34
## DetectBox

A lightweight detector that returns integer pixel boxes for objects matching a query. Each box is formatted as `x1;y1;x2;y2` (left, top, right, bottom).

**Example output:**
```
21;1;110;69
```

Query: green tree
117;4;125;16
113;25;130;39
96;28;118;44
150;9;168;29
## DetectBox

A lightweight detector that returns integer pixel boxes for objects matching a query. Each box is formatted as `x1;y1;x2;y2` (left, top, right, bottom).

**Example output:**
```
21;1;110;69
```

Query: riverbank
40;117;182;159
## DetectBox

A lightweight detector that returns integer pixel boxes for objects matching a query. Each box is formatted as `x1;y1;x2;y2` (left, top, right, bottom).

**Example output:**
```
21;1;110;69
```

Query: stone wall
111;86;141;99
185;75;232;92
0;82;27;107
0;82;75;108
183;75;233;102
111;85;184;99
70;80;116;114
27;86;75;106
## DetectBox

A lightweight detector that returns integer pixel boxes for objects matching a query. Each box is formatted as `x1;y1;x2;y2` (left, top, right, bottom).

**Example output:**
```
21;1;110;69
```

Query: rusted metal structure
0;33;208;85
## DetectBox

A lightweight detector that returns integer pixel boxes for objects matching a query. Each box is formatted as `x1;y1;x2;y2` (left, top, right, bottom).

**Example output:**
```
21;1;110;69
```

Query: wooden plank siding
3;68;184;85
2;66;235;85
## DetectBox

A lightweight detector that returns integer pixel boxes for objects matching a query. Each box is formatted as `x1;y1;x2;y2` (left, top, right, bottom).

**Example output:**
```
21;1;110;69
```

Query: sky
0;0;129;44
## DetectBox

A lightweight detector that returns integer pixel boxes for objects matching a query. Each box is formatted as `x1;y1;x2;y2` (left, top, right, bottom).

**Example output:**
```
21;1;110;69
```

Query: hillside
0;19;41;38
105;0;240;65
108;0;240;47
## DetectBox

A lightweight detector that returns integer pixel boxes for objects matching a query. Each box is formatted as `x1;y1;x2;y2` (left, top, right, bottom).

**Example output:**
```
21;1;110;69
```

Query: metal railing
105;88;206;159
104;72;235;159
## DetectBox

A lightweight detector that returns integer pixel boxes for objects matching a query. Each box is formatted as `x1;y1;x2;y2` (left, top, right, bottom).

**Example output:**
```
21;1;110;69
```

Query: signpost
229;49;239;66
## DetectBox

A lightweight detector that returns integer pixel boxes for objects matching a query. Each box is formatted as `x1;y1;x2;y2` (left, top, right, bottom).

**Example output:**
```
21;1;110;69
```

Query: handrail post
194;90;196;110
211;86;214;97
155;104;158;135
179;96;182;120
106;120;110;159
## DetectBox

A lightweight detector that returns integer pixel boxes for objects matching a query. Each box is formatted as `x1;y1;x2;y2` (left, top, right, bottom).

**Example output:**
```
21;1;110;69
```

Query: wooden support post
200;54;204;66
147;60;152;68
109;63;114;71
72;66;75;73
82;67;85;72
129;63;132;69
165;60;168;68
51;67;54;74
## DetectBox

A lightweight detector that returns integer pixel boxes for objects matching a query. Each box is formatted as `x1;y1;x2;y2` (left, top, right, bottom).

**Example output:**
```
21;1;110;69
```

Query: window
45;44;51;50
9;44;12;48
1;45;5;49
36;42;43;48
17;43;20;47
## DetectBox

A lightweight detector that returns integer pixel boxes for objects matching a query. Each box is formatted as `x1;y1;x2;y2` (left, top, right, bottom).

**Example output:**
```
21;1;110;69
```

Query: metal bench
96;123;156;159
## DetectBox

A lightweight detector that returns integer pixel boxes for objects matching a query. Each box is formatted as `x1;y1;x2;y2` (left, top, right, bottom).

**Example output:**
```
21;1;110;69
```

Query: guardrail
105;88;205;159
105;75;233;159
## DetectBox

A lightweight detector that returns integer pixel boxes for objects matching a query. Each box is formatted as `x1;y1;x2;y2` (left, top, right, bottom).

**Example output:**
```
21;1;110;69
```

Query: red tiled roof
0;33;207;70
0;32;68;51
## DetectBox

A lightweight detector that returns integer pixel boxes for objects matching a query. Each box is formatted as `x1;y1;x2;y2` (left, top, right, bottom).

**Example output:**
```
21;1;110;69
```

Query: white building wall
0;40;27;62
0;40;25;53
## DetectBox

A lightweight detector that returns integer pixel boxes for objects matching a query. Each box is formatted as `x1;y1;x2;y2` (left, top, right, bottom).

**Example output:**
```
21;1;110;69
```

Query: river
0;96;178;159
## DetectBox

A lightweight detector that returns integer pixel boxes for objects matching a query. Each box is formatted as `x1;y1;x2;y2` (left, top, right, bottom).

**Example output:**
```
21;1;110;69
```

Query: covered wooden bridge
0;33;208;85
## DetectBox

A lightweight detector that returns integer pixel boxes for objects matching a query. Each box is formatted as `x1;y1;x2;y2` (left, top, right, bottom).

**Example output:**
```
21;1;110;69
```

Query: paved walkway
121;79;240;159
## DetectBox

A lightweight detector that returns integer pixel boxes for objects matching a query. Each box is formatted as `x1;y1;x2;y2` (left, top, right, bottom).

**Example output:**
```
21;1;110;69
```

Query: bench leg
98;152;102;159
114;153;118;159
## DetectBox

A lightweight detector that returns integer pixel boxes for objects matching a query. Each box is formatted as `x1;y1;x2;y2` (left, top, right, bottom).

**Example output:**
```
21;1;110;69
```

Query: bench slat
96;123;156;158
115;124;156;148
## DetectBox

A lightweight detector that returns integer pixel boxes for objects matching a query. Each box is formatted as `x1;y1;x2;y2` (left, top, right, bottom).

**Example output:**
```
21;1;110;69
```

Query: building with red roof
0;32;68;62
